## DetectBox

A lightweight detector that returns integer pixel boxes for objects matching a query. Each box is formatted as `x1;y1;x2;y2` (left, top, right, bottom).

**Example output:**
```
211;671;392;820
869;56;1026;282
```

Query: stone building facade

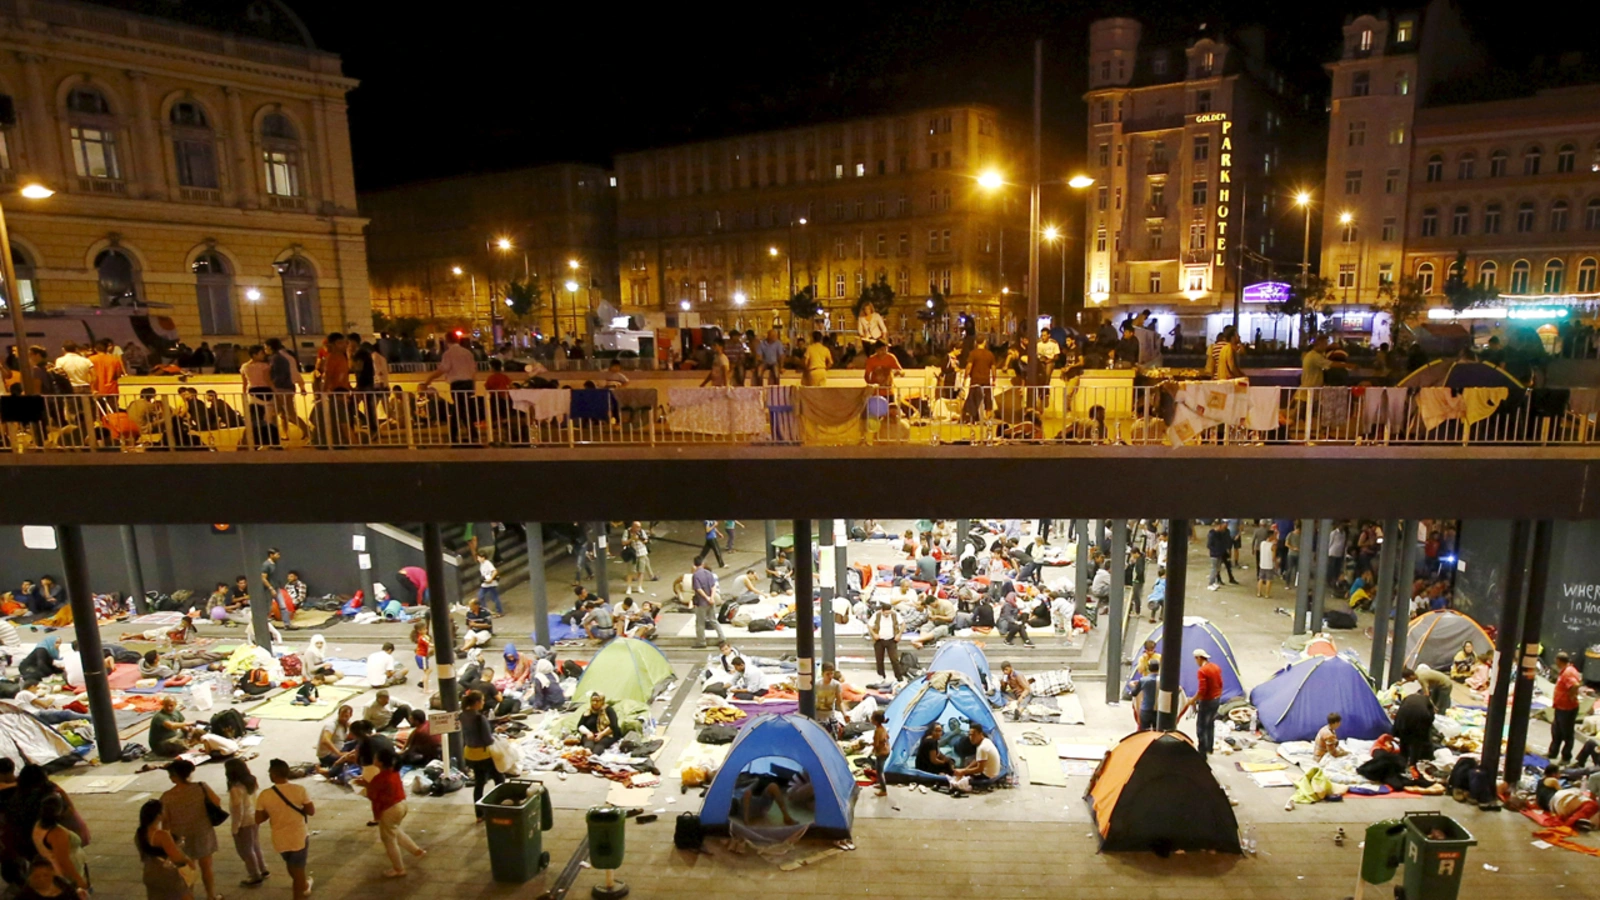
0;0;368;349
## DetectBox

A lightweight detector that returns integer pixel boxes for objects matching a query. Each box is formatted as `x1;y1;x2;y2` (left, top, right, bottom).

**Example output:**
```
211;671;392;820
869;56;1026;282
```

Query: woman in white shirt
226;758;268;887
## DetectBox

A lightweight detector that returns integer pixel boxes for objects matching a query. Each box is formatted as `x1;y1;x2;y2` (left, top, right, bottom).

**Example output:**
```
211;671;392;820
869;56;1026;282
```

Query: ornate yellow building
0;0;368;349
613;106;1029;337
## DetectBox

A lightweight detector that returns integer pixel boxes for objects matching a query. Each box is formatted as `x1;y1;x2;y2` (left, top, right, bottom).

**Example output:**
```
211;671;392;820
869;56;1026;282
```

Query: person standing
1284;522;1302;588
475;550;502;617
1136;660;1161;732
160;760;221;900
460;690;503;816
699;339;731;387
803;330;832;386
260;548;290;630
225;758;268;888
1549;651;1585;763
367;748;425;878
1205;522;1235;590
1256;528;1278;599
871;710;890;797
722;519;743;553
690;559;725;649
869;601;905;681
420;332;479;445
1325;522;1347;588
694;520;725;568
135;799;194;900
265;337;309;440
1127;546;1147;617
255;759;314;900
756;329;785;386
1180;648;1224;755
962;340;996;423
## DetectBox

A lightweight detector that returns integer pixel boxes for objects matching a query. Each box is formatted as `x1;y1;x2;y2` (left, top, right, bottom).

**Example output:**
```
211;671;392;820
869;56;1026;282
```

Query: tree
505;275;544;319
372;311;424;339
1376;276;1428;332
1442;249;1497;313
853;276;896;318
787;285;821;321
1269;276;1337;341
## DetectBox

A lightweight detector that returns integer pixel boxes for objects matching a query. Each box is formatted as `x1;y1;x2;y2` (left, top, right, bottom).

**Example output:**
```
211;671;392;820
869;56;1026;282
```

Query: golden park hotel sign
1207;115;1233;269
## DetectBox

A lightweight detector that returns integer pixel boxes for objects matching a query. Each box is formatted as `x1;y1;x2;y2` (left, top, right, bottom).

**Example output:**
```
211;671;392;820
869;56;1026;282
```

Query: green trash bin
1399;811;1476;900
1358;820;1407;889
587;806;628;899
476;780;553;883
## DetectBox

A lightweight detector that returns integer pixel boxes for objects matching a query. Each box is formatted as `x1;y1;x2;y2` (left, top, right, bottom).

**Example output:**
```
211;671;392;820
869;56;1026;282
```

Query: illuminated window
1338;264;1355;288
1479;261;1497;289
1544;259;1565;293
67;87;120;181
1509;260;1530;294
1188;223;1206;250
1149;271;1162;292
260;113;300;197
1416;262;1434;294
1358;29;1373;51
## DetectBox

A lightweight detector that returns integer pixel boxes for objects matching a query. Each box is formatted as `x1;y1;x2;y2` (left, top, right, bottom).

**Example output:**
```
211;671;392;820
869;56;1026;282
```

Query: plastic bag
490;735;522;775
191;682;214;711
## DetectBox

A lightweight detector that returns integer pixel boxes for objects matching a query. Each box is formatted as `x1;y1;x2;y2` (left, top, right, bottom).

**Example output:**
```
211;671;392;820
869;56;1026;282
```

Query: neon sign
1213;118;1233;268
1194;113;1228;124
1242;282;1290;303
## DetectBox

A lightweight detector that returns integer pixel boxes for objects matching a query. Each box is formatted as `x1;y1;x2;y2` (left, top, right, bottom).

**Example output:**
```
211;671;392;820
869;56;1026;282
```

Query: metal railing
3;380;1594;452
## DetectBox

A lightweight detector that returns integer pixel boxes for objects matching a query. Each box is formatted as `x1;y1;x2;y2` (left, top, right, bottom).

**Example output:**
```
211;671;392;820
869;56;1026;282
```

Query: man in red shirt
862;341;901;397
1180;647;1225;755
1549;651;1585;763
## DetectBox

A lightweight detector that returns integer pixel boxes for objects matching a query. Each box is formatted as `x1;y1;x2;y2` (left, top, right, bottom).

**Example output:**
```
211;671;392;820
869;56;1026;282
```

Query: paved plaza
43;522;1596;899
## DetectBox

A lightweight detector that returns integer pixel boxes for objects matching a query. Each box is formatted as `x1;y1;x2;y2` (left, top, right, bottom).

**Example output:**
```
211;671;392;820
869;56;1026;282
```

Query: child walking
226;757;269;887
411;621;432;690
872;710;890;796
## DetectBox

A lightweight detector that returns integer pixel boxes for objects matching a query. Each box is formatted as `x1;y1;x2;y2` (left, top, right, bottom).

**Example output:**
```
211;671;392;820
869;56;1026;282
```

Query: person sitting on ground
1314;712;1349;762
886;578;920;610
366;642;406;688
396;708;441;769
363;690;412;733
301;633;336;681
998;661;1031;709
503;644;533;687
997;595;1033;647
766;552;793;594
728;657;769;698
577;692;620;753
1451;641;1478;683
461;598;495;648
952;723;1004;792
735;770;801;826
525;659;566;711
138;650;177;681
581;598;617;642
909;592;958;649
316;705;354;770
915;722;956;781
148;695;195;758
620;598;659;639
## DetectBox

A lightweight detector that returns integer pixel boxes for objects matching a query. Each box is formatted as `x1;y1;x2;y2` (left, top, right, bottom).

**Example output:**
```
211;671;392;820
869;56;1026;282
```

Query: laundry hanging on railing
1245;386;1281;432
1462;387;1509;426
794;386;869;445
1415;387;1466;430
508;389;570;422
664;387;768;436
1357;387;1409;432
1167;378;1248;446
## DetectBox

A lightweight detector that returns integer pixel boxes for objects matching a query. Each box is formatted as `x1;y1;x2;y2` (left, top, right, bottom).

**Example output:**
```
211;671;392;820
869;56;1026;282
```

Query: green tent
574;638;676;706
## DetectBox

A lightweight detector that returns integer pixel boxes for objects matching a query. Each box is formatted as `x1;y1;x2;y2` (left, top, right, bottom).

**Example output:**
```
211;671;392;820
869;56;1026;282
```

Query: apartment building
613;106;1029;337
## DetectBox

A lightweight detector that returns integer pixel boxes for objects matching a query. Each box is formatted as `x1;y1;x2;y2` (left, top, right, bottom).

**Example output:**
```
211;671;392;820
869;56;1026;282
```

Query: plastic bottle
1241;824;1258;856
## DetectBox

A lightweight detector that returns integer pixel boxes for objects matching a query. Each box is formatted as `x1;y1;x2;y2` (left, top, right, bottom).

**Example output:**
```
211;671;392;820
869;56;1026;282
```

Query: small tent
0;702;80;768
699;714;859;839
573;637;674;706
1249;655;1392;742
1145;617;1245;702
927;641;993;694
1086;730;1241;854
1404;610;1492;671
881;671;1010;784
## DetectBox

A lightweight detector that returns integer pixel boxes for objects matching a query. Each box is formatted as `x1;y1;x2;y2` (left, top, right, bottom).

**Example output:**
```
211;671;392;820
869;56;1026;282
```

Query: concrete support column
793;521;815;719
1368;518;1400;687
1293;519;1312;636
819;519;836;668
833;517;849;651
1105;519;1128;704
593;522;609;600
1074;519;1090;609
764;520;777;571
1390;529;1419;686
955;519;970;557
120;525;149;615
1311;519;1332;631
1480;521;1530;799
1155;519;1189;732
1503;520;1553;783
424;524;463;766
527;522;550;649
60;526;121;762
250;533;272;651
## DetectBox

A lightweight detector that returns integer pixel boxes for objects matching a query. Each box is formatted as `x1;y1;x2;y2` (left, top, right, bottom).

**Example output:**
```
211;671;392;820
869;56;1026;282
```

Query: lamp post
786;217;807;298
1042;225;1067;326
2;183;54;394
567;258;585;341
245;288;262;343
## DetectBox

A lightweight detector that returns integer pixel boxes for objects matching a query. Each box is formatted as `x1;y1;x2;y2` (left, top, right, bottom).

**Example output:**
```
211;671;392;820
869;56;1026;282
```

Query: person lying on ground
139;650;177;681
735;770;812;826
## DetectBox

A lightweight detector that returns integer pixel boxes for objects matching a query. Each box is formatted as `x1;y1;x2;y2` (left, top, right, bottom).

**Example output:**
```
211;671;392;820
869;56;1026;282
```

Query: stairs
390;523;575;597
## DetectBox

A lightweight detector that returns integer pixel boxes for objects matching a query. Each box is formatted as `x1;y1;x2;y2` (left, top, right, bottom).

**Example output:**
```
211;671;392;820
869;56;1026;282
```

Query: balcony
1145;159;1169;176
268;195;307;211
74;176;127;196
1144;204;1168;219
178;187;222;204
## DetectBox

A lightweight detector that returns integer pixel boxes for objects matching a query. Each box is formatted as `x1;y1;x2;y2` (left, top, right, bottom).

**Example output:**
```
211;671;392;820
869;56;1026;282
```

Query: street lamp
2;183;54;395
732;292;747;306
451;265;462;276
1067;175;1095;190
496;237;513;251
245;288;263;343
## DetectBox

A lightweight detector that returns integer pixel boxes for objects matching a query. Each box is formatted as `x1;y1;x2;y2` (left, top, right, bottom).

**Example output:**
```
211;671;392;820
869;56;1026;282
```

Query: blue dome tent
927;641;994;695
1145;617;1245;702
881;671;1010;784
699;714;859;839
1248;655;1392;742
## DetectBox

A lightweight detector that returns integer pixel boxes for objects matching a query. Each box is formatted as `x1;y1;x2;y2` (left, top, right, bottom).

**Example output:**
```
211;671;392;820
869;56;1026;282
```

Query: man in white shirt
54;342;93;392
476;550;502;616
887;578;920;608
1050;592;1076;634
366;642;403;687
421;333;479;444
869;602;905;681
1036;329;1060;373
728;657;768;695
955;723;1004;790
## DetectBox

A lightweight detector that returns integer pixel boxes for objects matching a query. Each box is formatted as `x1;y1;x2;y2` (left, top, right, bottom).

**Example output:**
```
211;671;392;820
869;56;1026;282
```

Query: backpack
1323;609;1358;630
209;708;248;739
674;812;705;851
850;526;866;541
747;619;776;633
620;545;637;563
899;651;921;677
280;654;303;676
560;660;584;679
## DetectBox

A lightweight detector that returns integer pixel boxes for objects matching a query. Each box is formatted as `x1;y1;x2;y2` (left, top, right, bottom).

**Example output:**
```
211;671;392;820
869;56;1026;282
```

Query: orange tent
1086;730;1241;855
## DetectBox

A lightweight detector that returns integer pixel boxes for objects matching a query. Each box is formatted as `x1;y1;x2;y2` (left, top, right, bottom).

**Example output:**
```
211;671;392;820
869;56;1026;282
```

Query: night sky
290;2;1597;193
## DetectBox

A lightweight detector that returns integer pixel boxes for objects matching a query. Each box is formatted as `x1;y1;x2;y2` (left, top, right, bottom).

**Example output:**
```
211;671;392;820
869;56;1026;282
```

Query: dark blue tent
1145;617;1245;702
699;714;859;839
1248;655;1391;742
